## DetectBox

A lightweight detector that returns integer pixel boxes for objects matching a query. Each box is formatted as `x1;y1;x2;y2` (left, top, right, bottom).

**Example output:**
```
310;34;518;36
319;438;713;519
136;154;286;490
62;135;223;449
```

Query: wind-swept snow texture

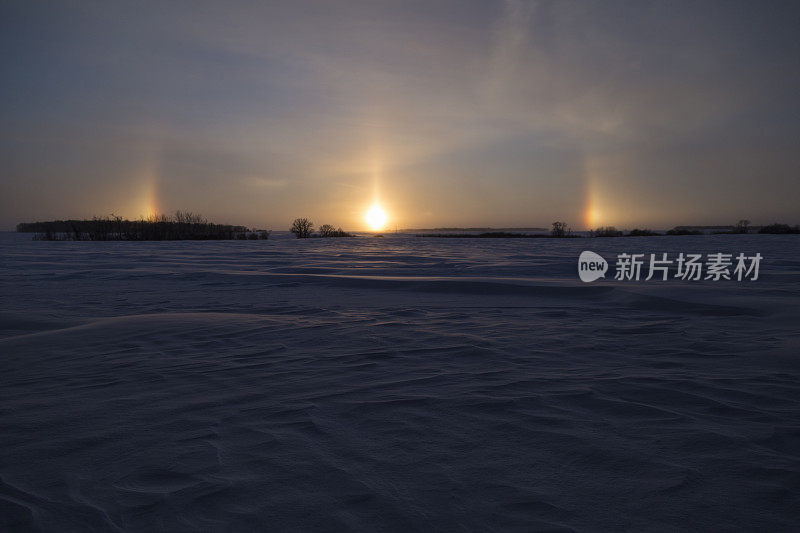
1;232;799;531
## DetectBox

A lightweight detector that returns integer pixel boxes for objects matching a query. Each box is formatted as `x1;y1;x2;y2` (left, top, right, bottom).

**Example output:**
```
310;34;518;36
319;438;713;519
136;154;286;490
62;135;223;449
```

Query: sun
366;204;388;231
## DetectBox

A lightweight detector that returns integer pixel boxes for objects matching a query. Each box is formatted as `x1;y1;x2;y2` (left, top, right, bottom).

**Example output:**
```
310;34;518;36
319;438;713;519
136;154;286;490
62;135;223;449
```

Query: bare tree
734;219;750;234
551;221;569;237
318;224;353;237
291;218;314;238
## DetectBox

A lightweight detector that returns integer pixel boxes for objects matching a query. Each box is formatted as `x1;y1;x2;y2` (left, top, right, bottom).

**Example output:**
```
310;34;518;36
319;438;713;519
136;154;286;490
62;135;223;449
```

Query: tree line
16;212;266;241
417;220;800;238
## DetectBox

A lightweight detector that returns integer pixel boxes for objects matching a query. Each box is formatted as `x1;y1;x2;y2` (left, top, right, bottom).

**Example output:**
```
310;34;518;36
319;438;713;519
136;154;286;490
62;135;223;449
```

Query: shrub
666;228;703;236
758;223;800;234
591;226;623;237
627;228;660;237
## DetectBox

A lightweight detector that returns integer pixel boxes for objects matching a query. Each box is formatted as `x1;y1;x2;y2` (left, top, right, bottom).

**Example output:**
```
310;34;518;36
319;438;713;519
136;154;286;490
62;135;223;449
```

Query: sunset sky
2;1;799;230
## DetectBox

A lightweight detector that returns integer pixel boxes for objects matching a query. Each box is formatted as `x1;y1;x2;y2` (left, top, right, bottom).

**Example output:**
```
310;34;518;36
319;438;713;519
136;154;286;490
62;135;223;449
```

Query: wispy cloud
1;1;798;229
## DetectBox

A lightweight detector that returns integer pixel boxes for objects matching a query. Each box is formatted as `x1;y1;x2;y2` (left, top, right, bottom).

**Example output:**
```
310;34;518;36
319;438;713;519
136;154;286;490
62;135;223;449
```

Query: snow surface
1;231;799;531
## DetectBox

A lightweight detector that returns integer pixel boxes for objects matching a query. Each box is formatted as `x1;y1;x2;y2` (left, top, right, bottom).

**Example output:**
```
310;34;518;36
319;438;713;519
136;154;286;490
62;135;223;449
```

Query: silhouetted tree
318;224;335;237
627;228;659;236
666;228;702;235
759;223;800;234
18;212;249;240
291;218;313;238
734;219;750;234
591;226;623;237
551;221;569;237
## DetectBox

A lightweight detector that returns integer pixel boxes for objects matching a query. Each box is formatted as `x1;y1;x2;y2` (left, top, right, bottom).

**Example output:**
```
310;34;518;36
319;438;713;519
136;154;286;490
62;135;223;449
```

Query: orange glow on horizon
138;172;161;220
585;206;601;229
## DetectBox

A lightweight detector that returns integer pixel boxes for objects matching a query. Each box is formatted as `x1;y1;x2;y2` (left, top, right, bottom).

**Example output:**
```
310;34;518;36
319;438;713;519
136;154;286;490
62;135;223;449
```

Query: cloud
1;0;799;229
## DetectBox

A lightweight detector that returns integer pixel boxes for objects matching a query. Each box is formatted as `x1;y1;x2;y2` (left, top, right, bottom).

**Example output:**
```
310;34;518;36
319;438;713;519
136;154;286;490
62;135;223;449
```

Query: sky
2;0;799;231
